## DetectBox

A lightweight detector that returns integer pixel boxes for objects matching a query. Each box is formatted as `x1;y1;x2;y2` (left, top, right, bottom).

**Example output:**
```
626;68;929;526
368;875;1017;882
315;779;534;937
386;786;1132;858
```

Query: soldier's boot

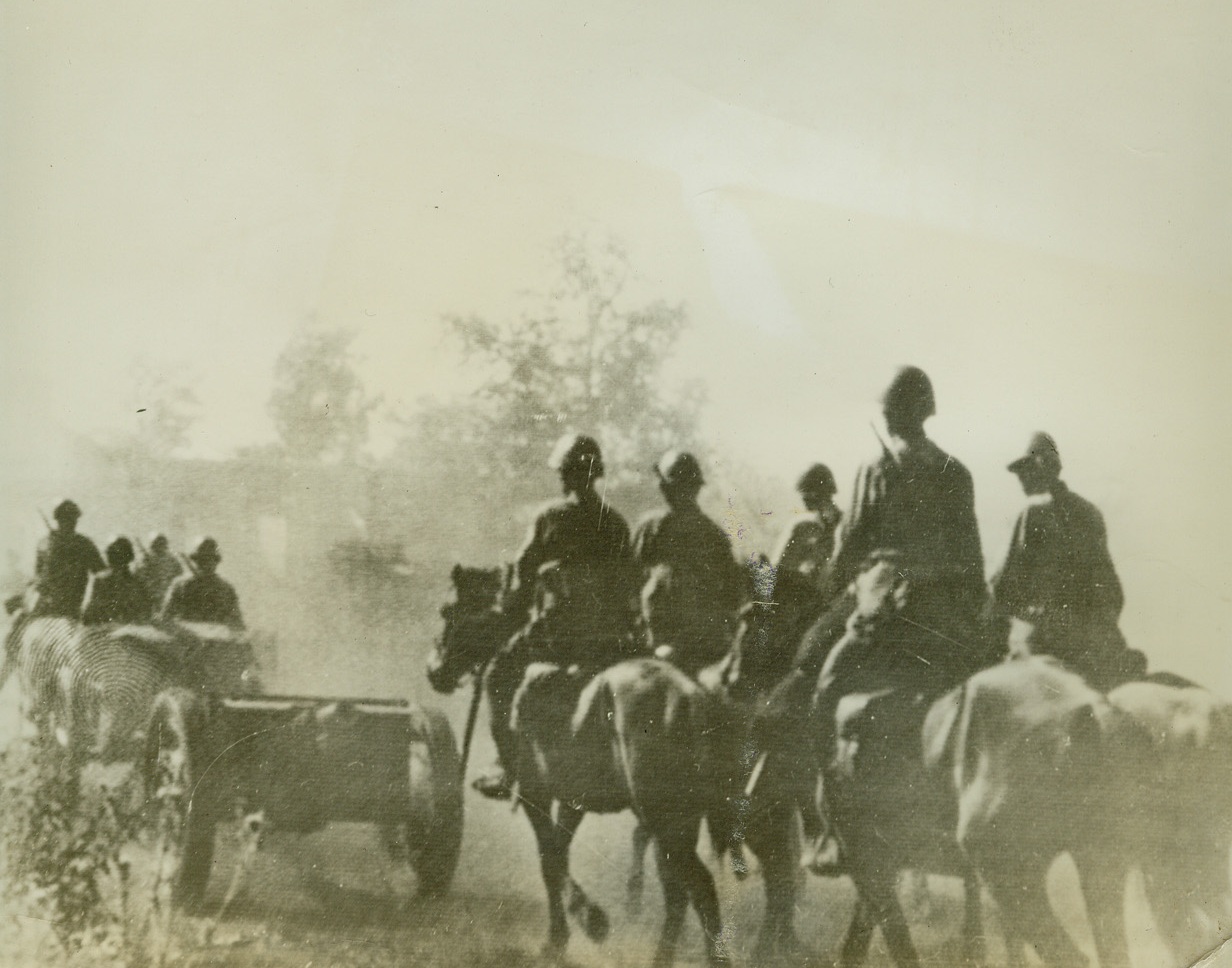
800;681;844;877
473;656;520;801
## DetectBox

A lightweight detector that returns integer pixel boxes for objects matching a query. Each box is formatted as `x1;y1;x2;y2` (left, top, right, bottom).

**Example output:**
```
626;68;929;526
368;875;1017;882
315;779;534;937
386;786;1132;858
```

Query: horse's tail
691;686;743;859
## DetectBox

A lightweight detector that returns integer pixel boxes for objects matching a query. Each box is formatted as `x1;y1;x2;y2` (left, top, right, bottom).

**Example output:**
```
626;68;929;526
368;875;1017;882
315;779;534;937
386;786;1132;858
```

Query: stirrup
800;834;844;878
472;769;515;801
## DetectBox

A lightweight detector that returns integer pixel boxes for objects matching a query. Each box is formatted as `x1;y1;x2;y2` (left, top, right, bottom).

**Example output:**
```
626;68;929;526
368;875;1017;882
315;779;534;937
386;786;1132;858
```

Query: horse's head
427;564;511;694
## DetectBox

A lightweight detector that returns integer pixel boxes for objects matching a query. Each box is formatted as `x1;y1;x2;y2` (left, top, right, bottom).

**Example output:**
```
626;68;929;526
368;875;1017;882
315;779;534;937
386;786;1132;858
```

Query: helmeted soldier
135;532;183;607
992;432;1140;689
159;537;244;629
632;450;745;675
33;499;106;618
82;537;152;625
804;366;989;872
475;433;638;800
771;462;843;644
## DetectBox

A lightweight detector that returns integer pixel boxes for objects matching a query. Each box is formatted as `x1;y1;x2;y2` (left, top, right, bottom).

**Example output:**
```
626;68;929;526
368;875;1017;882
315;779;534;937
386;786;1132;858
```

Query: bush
0;738;150;966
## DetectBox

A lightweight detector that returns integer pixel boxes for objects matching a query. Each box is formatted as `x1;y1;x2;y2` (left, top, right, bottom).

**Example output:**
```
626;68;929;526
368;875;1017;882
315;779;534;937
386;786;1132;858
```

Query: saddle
831;688;931;777
511;661;592;736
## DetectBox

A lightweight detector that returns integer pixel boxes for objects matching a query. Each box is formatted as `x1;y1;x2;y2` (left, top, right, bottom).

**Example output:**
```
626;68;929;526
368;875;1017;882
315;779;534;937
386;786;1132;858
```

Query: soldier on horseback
32;499;105;618
474;433;639;801
81;537;151;625
992;432;1143;690
159;537;244;629
805;366;990;871
770;462;843;647
136;532;184;607
632;450;745;676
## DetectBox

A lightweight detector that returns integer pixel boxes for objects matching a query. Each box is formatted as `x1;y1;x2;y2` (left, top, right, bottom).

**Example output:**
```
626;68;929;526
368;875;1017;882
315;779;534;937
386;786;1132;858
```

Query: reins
459;655;492;781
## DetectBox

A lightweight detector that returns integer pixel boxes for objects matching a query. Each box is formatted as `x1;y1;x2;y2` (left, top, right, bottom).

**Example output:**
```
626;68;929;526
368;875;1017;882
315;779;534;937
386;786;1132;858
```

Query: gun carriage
6;613;464;907
142;685;463;908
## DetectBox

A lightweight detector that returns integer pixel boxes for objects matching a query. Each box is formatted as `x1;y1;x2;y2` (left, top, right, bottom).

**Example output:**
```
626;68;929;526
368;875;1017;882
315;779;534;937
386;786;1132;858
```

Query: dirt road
0;666;1197;967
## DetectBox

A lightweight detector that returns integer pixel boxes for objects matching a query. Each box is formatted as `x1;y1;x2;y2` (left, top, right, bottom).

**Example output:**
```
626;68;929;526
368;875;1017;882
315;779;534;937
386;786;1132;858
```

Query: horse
719;581;986;968
427;564;735;968
1065;674;1232;968
3;610;253;769
943;656;1139;968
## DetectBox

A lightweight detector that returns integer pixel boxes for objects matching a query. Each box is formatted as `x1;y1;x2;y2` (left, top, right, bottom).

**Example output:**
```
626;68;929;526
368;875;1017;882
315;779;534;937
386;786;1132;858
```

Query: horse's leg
849;867;919;968
838;897;878;968
628;822;652;915
960;864;985;966
525;797;572;958
674;829;729;968
650;835;690;968
1072;850;1128;968
550;804;609;944
746;800;803;963
980;860;1089;968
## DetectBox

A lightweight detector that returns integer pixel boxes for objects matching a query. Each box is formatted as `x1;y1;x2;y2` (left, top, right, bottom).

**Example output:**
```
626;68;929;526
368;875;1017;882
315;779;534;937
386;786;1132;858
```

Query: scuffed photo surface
2;3;1229;967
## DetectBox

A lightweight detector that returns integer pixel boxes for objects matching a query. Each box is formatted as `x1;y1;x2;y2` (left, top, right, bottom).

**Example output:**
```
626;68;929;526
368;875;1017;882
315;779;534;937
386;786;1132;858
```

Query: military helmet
188;536;222;564
797;463;836;496
105;536;135;568
548;433;605;478
53;499;82;522
655;450;704;489
1008;431;1062;477
880;366;936;422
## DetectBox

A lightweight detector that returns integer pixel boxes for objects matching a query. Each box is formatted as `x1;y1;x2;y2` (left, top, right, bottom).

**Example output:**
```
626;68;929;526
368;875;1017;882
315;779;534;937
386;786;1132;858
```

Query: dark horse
427;565;734;968
728;578;986;968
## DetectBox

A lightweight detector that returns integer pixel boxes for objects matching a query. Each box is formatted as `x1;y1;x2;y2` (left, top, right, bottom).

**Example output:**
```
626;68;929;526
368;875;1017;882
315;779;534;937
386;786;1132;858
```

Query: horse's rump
8;616;178;759
1111;678;1232;959
513;658;722;818
948;658;1114;855
829;687;963;870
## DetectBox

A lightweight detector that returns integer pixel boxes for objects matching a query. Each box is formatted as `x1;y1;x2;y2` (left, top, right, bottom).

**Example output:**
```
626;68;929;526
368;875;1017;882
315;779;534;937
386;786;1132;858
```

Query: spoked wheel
143;688;215;910
406;705;464;896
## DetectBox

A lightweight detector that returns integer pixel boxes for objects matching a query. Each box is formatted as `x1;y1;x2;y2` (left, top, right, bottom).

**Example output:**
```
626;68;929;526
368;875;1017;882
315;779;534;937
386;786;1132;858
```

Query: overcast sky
2;0;1229;684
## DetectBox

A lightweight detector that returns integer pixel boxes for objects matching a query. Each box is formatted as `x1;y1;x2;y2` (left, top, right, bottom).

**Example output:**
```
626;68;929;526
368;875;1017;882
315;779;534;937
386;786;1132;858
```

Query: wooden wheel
143;688;215;909
406;705;464;895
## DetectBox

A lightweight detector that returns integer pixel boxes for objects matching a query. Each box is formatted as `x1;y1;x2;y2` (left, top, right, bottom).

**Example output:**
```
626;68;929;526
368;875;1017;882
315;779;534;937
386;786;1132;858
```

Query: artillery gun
138;643;463;908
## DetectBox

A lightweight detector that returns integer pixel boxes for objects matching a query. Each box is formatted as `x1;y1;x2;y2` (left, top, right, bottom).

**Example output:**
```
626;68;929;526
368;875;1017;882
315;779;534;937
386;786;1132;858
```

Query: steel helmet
880;366;936;422
548;433;605;478
655;450;704;489
105;536;135;568
188;536;222;564
796;463;836;496
53;499;82;522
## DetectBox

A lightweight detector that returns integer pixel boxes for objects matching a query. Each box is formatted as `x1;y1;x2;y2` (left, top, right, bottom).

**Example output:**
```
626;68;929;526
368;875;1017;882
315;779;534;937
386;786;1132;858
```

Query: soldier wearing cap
159;537;244;629
32;499;106;618
803;366;988;873
771;463;843;643
136;532;183;608
82;537;152;625
476;433;638;800
991;432;1137;688
632;450;745;675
